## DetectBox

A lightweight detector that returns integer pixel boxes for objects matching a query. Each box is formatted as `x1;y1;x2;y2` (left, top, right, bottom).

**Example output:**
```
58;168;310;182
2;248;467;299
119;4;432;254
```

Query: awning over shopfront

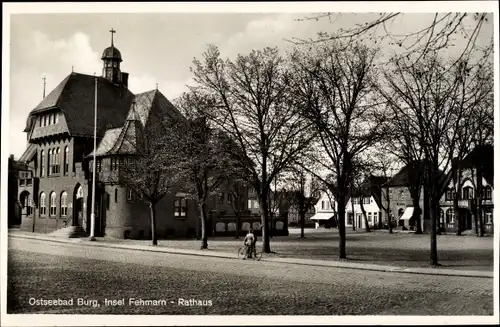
310;212;334;220
399;207;414;220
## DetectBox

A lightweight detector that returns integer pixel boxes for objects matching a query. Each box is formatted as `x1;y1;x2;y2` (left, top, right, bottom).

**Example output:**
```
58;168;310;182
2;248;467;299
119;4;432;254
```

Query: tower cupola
102;28;123;84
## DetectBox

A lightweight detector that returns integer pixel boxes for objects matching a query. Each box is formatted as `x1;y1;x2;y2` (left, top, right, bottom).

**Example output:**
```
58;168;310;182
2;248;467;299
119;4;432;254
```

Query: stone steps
49;226;87;238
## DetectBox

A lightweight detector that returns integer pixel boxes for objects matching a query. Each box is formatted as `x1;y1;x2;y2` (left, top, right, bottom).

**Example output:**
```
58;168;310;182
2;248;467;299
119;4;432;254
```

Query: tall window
373;212;378;224
54;112;59;124
485;208;493;224
463;186;473;199
49;192;57;217
115;188;118;203
40;150;45;177
27;195;33;216
445;188;453;201
60;192;68;216
174;198;187;218
44;115;48;126
368;212;372;222
482;186;492;200
218;192;224;204
40;192;47;216
446;208;455;224
227;193;233;205
321;201;325;209
54;148;60;174
96;159;102;172
64;146;69;175
48;149;52;174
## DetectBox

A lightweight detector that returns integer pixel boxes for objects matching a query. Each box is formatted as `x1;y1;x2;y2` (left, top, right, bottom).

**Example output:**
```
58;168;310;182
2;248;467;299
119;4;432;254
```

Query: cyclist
243;229;256;259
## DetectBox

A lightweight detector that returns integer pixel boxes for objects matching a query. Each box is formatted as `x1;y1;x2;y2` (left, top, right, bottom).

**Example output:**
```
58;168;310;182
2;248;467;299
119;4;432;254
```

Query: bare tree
103;96;182;246
289;13;492;69
173;91;246;249
290;41;386;259
283;168;322;238
372;150;399;233
378;51;492;265
190;46;314;253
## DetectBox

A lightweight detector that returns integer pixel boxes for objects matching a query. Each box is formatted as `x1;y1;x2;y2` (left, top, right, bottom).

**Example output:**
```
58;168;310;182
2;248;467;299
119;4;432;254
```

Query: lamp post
89;75;97;241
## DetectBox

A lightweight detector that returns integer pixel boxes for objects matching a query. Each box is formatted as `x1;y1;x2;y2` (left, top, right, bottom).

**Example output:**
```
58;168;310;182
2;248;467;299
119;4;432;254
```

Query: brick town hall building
15;30;205;239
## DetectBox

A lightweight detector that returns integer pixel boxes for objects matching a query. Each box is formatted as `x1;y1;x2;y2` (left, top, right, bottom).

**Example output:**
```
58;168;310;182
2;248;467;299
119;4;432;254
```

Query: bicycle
237;245;262;261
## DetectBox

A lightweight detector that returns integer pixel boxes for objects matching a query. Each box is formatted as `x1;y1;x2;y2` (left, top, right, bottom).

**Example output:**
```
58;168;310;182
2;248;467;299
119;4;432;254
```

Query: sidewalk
8;230;493;279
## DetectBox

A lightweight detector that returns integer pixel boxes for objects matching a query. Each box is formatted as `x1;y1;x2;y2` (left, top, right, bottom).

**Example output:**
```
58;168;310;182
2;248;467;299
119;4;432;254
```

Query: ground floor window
485;208;493;224
347;213;353;225
373;212;378;224
60;192;68;216
446;208;455;224
40;192;47;216
367;212;372;223
174;198;187;218
49;192;57;217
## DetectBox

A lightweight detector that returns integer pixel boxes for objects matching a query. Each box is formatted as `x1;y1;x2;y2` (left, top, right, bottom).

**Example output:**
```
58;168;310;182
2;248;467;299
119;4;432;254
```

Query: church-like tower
102;28;127;85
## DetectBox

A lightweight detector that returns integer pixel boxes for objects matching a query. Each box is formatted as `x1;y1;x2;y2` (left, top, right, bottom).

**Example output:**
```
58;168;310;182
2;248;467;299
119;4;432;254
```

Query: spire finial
72;65;74;73
156;83;158;90
109;28;116;46
42;76;46;99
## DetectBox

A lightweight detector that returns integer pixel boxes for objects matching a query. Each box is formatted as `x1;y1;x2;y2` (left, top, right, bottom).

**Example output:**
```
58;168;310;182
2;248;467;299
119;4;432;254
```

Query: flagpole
90;74;97;241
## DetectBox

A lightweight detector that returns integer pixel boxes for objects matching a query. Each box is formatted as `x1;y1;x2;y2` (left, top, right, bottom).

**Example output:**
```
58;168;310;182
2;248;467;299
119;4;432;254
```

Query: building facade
310;189;337;229
439;145;494;234
16;31;248;239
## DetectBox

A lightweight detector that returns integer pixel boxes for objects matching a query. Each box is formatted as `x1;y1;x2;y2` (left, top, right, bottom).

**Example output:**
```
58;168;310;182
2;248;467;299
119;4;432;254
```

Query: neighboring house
346;176;387;229
310;189;337;229
381;164;426;231
15;31;240;239
286;194;318;228
8;155;27;227
439;145;494;234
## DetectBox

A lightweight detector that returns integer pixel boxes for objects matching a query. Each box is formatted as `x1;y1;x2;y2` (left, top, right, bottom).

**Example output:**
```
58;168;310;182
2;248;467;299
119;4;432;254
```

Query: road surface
7;237;494;315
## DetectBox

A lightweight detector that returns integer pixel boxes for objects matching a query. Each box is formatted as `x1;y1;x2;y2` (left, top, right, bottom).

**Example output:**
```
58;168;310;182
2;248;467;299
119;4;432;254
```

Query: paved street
7;237;493;315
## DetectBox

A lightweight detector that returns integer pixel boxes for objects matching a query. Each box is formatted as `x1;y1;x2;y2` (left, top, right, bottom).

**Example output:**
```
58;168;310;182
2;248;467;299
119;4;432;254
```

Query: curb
8;234;493;279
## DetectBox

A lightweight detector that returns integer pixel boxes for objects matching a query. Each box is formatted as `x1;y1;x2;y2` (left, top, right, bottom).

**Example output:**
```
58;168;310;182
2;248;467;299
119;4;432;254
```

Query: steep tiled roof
89;89;184;157
18;144;37;163
460;144;494;186
25;73;135;138
88;128;122;156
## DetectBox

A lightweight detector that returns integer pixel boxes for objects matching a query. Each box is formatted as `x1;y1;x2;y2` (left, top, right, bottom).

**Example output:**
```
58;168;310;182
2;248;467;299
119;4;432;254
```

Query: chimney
10;154;14;161
121;72;129;88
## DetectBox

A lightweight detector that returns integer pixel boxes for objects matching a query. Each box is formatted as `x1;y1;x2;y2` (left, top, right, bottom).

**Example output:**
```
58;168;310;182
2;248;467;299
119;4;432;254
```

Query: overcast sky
3;4;496;159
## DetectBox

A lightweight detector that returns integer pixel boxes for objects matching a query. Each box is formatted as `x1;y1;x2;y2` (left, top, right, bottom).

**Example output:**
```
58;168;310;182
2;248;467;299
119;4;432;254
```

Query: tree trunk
359;198;370;232
424;186;430;233
430;197;439;267
476;167;484;237
149;201;158;246
300;209;305;239
260;194;271;253
350;197;356;231
199;203;208;249
454;196;461;236
338;194;347;259
235;211;241;239
409;191;422;234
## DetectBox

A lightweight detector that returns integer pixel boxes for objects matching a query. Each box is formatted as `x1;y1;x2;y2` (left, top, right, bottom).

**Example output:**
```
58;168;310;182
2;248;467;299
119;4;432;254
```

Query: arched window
27;195;33;216
64;146;69;175
60;192;68;216
48;149;52;175
40;192;47;216
40;150;45;177
482;186;492;200
55;148;61;173
462;186;474;200
446;208;455;224
439;209;444;223
49;192;57;217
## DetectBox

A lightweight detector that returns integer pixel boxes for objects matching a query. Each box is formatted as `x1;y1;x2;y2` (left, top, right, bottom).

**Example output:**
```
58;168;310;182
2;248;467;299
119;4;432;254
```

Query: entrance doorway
74;185;84;226
463;209;472;230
